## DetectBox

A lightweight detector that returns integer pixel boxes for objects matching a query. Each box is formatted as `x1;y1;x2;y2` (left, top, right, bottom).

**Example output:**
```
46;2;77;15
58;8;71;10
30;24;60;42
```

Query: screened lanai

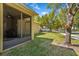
0;3;37;52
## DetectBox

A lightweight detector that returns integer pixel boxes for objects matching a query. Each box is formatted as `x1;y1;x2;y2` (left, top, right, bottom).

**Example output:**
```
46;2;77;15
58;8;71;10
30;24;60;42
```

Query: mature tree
34;16;44;28
47;3;79;45
34;14;50;29
47;10;55;31
64;4;79;45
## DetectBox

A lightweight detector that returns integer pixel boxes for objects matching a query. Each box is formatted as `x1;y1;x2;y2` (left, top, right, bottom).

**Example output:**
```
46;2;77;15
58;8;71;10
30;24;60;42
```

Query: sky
25;3;51;16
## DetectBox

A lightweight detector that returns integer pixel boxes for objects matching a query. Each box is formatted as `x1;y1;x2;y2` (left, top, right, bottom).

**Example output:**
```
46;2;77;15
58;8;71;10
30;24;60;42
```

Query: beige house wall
32;20;41;39
32;17;34;40
33;22;40;34
0;3;3;53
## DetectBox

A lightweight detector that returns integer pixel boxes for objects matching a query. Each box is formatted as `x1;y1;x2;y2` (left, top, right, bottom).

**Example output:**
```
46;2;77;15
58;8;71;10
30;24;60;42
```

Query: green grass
2;32;79;56
35;32;79;44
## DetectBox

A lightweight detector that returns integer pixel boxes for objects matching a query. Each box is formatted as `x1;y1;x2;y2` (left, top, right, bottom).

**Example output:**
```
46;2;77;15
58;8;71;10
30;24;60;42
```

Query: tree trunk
64;3;79;45
64;12;74;45
49;28;52;32
64;27;71;45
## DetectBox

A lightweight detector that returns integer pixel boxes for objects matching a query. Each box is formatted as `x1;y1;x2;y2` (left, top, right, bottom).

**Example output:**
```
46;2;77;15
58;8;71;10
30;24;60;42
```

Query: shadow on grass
1;35;77;56
33;36;77;56
72;44;79;47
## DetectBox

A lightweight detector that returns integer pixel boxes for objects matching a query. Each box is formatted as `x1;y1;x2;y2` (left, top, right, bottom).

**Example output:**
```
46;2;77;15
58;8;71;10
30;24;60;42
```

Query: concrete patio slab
3;36;31;49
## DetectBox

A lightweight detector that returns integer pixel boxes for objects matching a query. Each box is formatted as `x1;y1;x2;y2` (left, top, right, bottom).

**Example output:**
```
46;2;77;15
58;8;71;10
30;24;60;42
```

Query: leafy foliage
34;3;79;31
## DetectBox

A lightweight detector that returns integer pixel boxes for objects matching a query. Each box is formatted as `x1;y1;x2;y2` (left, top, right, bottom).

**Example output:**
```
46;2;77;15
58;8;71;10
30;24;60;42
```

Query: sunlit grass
36;32;64;44
36;32;79;44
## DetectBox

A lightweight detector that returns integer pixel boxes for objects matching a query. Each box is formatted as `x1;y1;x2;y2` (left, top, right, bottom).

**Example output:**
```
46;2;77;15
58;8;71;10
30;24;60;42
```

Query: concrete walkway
52;42;79;56
59;33;79;55
60;33;79;40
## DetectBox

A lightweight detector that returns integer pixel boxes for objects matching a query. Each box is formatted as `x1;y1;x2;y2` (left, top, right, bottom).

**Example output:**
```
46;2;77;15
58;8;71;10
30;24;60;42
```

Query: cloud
30;4;40;10
41;11;48;15
35;5;40;10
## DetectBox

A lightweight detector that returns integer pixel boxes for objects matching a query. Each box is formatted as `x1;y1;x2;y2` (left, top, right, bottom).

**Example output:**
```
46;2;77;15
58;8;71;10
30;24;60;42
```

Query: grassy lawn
2;32;79;56
36;32;79;44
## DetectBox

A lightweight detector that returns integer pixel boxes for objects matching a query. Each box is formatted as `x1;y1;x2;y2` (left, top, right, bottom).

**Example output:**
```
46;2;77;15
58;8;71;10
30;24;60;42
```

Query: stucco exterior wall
32;21;41;39
0;3;3;53
32;17;34;40
33;22;40;34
